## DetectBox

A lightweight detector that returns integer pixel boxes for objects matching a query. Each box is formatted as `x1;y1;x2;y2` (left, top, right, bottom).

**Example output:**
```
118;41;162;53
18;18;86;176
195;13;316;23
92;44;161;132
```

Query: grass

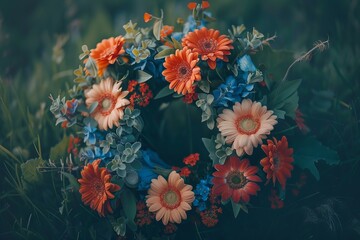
0;0;359;239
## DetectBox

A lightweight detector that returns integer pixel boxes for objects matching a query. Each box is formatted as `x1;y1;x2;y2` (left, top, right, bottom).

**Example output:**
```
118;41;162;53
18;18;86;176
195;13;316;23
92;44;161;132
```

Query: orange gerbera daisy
90;36;125;76
78;159;121;217
217;99;278;156
146;171;195;225
182;28;233;70
162;47;201;95
260;136;294;189
85;78;130;130
212;156;261;203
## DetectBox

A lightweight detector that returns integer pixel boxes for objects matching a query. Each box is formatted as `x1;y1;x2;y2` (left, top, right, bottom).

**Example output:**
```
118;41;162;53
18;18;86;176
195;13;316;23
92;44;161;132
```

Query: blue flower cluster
138;149;170;191
193;176;213;211
213;55;256;108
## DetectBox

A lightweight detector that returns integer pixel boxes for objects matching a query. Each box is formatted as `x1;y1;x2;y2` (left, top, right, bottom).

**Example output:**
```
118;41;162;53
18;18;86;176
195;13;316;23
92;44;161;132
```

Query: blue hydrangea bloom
83;123;97;145
213;76;254;108
237;54;257;82
193;176;213;211
138;149;170;191
79;146;114;163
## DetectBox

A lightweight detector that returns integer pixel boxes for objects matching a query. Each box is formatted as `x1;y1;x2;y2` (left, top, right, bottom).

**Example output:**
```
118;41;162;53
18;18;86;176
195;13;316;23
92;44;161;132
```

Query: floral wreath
49;1;332;238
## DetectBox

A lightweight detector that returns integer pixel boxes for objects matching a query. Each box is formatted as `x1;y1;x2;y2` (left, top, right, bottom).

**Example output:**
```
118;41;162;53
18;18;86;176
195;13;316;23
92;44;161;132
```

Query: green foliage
61;172;80;191
231;200;248;218
119;188;137;232
154;86;174;99
20;158;45;188
202;134;233;165
136;70;152;83
49;135;69;164
111;217;127;236
154;47;175;60
290;136;340;180
267;79;302;119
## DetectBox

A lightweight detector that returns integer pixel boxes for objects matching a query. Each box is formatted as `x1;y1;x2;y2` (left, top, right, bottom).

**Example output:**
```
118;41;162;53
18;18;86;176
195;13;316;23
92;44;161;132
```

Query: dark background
0;0;359;239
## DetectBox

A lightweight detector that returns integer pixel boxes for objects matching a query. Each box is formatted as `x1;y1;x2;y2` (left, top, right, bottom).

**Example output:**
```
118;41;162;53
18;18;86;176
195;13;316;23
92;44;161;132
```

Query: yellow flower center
236;115;260;135
102;98;112;110
97;93;116;116
161;189;181;209
226;171;247;189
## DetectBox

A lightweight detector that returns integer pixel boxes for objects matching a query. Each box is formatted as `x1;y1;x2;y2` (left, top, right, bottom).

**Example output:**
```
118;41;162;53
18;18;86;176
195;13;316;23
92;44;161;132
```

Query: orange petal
144;12;152;23
202;1;210;9
187;2;197;10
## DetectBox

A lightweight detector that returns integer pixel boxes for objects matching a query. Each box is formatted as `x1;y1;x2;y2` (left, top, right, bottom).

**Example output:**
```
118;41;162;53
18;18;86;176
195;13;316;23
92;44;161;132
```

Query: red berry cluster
135;201;155;227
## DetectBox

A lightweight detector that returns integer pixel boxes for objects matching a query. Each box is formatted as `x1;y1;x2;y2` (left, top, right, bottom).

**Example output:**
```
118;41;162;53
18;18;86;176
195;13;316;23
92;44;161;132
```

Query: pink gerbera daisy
146;171;195;225
217;99;278;156
85;78;130;130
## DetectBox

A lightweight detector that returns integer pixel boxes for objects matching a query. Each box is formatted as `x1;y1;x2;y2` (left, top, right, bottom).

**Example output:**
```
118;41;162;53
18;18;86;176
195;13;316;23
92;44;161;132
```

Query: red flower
260;136;294;189
182;28;233;70
199;205;222;227
135;201;155;227
183;153;200;166
90;36;125;76
78;159;121;216
212;156;261;203
67;135;81;157
127;80;153;108
160;25;174;40
268;189;284;209
179;167;191;177
295;109;310;134
143;12;152;23
183;89;198;104
164;223;177;234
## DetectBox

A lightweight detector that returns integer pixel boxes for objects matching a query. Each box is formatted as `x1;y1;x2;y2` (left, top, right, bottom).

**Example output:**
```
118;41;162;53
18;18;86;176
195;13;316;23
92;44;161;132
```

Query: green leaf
231;200;241;218
120;188;137;228
202;137;219;165
85;57;97;77
154;48;175;60
198;80;210;93
290;136;340;180
49;135;69;164
171;37;182;49
61;172;80;191
252;47;294;84
154;86;174;99
153;19;163;41
136;70;152;83
231;200;248;218
20;158;45;185
267;79;302;119
111;217;126;236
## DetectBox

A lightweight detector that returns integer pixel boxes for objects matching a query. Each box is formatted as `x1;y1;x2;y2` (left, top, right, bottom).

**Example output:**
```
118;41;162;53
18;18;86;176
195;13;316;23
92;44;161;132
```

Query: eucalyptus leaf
171;37;182;49
198;80;210;93
154;48;175;60
153;19;163;41
136;70;152;83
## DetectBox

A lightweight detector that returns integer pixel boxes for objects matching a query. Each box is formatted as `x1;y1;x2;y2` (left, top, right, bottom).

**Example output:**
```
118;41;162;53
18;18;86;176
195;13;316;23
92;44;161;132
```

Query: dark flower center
226;171;246;189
